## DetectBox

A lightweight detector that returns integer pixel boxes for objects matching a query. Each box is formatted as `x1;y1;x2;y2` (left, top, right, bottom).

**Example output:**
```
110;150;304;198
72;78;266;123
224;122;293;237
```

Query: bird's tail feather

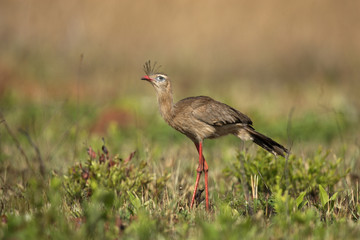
245;127;288;157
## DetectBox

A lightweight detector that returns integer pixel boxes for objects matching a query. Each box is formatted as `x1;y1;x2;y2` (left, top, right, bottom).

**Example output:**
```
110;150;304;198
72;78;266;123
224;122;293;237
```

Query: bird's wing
187;96;253;126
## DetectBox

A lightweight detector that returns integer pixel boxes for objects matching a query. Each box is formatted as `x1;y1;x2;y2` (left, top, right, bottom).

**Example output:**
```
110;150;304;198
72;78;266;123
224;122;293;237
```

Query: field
1;1;360;239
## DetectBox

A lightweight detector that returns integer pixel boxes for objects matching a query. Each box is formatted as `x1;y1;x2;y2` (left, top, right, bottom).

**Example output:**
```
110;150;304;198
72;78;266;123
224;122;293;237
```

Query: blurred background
0;0;359;172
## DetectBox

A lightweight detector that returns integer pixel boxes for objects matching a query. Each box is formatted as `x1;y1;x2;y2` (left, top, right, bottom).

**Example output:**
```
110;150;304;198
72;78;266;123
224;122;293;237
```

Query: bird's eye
156;75;165;81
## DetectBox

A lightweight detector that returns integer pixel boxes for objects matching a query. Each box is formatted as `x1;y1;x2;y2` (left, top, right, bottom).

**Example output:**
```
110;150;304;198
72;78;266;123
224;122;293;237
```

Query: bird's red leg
198;142;209;211
190;142;204;209
190;142;209;211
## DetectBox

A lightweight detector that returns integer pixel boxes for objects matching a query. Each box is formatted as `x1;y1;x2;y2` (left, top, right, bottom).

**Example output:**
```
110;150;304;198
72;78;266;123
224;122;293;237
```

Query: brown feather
244;127;288;157
142;64;288;157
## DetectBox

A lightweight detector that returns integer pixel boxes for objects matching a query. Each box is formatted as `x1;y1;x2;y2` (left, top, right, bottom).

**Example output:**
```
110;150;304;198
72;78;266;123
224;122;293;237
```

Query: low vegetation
1;100;359;239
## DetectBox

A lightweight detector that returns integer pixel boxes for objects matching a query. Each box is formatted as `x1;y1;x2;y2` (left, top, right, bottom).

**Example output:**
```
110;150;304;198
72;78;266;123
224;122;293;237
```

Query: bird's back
174;96;252;126
169;96;253;141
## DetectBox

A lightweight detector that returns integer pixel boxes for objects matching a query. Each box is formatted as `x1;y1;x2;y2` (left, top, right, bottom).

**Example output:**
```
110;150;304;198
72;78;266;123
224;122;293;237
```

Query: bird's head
141;61;171;92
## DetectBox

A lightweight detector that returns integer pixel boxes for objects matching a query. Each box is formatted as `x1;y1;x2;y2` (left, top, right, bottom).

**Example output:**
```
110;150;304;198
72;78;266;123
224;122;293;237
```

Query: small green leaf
296;191;307;209
50;176;62;189
319;185;329;208
329;192;338;202
128;191;142;210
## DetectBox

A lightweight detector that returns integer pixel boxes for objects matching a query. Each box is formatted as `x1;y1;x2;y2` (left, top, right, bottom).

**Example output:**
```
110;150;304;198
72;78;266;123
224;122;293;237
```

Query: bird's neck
156;87;174;123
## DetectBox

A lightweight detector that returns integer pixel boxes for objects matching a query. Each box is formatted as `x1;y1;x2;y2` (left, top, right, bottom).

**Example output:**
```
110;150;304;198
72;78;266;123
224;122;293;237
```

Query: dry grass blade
0;111;36;175
18;128;45;177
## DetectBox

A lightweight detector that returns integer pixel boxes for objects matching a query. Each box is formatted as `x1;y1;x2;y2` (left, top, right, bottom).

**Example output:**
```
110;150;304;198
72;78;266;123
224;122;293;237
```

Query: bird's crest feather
143;60;162;76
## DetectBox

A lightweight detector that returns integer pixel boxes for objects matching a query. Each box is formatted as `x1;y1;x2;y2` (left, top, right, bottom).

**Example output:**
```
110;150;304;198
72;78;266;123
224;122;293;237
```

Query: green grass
1;95;359;239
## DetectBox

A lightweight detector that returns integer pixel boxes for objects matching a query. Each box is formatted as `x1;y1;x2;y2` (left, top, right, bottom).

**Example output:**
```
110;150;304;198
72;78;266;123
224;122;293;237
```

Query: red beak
141;75;153;81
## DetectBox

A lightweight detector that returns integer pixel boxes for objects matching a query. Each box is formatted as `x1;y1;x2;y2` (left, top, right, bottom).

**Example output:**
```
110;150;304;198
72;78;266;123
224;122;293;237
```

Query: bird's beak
141;75;153;82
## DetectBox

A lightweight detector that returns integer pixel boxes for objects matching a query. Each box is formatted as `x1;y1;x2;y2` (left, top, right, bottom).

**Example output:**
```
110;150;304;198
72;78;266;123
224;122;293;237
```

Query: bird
141;61;288;211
